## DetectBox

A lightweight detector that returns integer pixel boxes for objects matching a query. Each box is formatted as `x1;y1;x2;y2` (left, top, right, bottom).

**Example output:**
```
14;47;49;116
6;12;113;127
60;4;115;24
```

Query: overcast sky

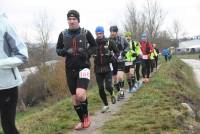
1;0;200;43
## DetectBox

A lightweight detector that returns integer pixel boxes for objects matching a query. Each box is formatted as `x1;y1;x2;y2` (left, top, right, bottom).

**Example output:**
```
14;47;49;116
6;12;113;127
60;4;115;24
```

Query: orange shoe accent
83;115;91;128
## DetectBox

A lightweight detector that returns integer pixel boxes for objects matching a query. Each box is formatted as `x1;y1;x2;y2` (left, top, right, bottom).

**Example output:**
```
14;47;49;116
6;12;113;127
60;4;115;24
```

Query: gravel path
66;90;133;134
66;66;160;134
182;59;200;88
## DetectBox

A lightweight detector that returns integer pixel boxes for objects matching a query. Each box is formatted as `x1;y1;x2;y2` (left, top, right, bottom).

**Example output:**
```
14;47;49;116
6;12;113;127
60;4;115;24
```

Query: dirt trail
66;91;132;134
182;59;200;88
66;67;160;134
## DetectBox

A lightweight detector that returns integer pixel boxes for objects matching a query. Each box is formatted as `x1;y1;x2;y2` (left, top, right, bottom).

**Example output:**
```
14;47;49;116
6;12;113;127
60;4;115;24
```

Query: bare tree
137;13;147;40
144;0;165;41
124;0;178;49
124;2;148;40
124;0;165;42
124;2;138;39
33;11;54;98
154;31;174;48
34;11;54;63
173;19;182;40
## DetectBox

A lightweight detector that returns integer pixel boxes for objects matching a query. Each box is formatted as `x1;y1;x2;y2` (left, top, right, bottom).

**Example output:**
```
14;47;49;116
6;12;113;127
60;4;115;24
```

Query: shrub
19;59;68;107
18;58;97;108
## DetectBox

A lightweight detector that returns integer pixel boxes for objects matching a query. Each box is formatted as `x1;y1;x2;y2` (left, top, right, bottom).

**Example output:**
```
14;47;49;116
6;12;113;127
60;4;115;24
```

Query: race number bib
109;63;113;71
125;61;133;66
79;68;90;80
142;55;148;59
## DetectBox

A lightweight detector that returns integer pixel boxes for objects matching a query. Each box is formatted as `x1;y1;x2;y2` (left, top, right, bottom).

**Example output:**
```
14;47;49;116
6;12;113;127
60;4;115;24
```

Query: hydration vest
62;28;89;56
94;38;112;64
96;39;111;56
146;42;151;54
134;41;141;56
125;40;136;62
113;36;125;51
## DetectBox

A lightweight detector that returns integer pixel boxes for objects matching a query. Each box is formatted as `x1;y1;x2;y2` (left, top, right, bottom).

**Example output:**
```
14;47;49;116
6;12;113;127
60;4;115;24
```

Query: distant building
175;39;200;54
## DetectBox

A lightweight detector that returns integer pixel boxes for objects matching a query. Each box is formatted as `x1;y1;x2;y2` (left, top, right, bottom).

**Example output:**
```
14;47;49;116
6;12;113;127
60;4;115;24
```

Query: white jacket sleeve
0;57;24;68
0;19;28;69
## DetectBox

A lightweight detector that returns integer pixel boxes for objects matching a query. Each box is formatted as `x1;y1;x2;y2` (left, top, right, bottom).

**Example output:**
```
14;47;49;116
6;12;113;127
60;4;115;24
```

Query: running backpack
115;36;126;51
146;42;151;54
62;28;89;56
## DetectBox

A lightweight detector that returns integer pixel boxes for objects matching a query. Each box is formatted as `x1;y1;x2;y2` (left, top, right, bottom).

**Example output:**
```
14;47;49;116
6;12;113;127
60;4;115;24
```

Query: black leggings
164;55;168;62
150;59;155;72
95;72;113;106
135;62;141;81
141;59;151;78
155;56;158;68
0;87;19;134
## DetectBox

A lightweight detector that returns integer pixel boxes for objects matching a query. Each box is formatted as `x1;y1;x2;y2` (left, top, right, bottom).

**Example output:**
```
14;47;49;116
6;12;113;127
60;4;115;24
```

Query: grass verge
101;57;200;134
0;86;102;134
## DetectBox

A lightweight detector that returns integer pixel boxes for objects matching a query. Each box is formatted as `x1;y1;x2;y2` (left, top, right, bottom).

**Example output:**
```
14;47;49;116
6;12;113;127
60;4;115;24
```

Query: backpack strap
62;29;69;37
129;40;133;50
80;28;89;49
107;40;110;47
119;36;125;49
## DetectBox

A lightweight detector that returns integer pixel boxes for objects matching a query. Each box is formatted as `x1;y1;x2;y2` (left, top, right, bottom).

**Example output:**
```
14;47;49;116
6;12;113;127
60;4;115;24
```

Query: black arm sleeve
56;32;65;57
86;31;97;56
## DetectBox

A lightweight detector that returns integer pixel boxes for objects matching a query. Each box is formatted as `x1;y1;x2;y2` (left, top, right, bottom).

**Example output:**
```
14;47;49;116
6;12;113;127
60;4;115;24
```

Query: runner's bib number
79;68;90;80
125;61;133;66
142;55;148;59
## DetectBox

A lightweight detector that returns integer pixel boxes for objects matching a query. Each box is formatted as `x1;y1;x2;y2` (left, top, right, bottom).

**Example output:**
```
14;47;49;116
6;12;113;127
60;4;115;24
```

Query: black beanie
110;25;118;32
67;10;80;22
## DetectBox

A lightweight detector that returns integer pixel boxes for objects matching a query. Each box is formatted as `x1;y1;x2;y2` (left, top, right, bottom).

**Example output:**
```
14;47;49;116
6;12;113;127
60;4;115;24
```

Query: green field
176;53;200;59
0;86;102;134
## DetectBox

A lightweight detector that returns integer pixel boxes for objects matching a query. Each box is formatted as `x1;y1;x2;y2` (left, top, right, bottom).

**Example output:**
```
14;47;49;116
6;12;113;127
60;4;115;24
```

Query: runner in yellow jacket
150;46;158;73
124;32;141;92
